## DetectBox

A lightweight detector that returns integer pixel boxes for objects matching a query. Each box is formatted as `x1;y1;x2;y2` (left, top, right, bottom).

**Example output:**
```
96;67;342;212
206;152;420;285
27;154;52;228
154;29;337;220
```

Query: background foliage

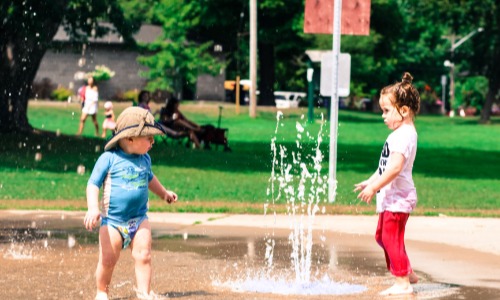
0;102;498;216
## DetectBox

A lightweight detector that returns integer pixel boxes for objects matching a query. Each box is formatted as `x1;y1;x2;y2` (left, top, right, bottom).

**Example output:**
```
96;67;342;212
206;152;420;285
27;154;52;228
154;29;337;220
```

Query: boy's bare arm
84;184;101;231
149;175;178;204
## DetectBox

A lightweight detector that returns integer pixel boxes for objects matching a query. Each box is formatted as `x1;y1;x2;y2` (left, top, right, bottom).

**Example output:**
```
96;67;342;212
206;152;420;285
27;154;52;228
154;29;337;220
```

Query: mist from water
214;112;366;295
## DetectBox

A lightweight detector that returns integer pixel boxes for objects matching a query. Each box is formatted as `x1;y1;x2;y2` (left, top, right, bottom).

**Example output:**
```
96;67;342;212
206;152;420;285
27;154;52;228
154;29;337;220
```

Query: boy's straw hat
105;107;165;151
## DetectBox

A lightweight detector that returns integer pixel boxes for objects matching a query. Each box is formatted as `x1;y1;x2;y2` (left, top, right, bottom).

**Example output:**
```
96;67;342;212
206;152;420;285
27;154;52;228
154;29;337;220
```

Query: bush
113;89;139;103
51;86;74;101
88;65;115;82
455;76;488;112
122;89;139;103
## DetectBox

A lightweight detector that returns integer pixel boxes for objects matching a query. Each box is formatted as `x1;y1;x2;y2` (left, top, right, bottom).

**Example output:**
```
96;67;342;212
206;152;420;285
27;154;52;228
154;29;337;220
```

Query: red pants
375;211;412;277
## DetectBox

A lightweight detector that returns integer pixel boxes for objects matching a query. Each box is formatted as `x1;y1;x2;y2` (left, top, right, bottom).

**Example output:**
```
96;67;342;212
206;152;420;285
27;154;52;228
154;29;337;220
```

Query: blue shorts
101;215;148;249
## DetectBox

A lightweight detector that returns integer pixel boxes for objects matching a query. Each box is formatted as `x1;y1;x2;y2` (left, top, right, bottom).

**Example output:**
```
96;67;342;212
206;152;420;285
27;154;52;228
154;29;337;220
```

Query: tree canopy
0;0;498;134
137;0;224;95
0;0;140;133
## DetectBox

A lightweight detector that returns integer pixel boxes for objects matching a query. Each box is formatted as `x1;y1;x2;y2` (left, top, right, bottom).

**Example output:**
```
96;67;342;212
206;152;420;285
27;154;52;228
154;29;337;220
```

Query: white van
274;91;306;108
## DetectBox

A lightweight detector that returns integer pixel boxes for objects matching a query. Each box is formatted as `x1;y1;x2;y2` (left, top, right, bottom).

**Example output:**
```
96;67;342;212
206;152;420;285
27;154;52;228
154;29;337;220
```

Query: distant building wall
195;73;225;101
34;23;226;101
35;44;148;100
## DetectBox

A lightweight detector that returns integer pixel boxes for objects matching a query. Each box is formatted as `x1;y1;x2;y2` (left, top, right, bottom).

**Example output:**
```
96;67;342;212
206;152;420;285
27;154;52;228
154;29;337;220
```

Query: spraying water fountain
213;112;366;295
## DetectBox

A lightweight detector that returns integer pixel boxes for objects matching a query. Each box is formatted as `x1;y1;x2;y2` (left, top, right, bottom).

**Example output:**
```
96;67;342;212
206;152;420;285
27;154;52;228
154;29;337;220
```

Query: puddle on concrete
0;215;499;299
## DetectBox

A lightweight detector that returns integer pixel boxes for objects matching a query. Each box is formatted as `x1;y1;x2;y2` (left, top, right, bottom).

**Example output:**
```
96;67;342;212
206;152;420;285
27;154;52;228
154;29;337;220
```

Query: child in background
84;107;177;300
354;72;420;296
101;101;116;138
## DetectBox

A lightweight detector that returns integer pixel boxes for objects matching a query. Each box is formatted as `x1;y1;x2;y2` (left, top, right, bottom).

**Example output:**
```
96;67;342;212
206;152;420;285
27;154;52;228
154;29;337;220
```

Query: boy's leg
96;225;123;295
130;219;153;295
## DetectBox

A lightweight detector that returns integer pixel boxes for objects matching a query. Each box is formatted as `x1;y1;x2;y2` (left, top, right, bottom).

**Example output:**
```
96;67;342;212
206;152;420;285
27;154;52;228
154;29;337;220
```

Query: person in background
84;107;177;300
77;76;100;136
354;72;420;296
159;97;202;149
138;90;151;112
101;101;116;138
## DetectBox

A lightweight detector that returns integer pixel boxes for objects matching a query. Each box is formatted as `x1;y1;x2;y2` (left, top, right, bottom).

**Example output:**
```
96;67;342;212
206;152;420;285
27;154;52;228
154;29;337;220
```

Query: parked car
274;91;306;109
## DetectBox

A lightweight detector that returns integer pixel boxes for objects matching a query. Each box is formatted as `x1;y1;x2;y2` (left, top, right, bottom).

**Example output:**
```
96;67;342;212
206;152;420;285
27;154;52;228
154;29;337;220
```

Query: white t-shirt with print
376;124;418;213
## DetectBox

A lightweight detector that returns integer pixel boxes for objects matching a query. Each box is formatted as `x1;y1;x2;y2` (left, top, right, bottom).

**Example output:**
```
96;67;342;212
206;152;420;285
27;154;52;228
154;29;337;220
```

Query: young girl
354;72;420;295
101;101;116;138
85;107;177;300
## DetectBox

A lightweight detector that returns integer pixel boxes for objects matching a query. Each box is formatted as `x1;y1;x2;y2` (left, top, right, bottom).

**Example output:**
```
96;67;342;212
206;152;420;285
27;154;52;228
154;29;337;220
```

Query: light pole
443;27;484;117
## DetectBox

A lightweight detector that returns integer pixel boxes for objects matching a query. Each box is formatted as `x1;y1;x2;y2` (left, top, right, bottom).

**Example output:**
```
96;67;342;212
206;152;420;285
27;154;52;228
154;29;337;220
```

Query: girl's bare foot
380;276;414;296
379;283;413;296
409;271;419;284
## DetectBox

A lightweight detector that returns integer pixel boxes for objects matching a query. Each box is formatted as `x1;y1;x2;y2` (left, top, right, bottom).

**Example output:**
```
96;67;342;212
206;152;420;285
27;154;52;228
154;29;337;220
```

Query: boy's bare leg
96;225;122;295
131;219;153;295
379;276;413;295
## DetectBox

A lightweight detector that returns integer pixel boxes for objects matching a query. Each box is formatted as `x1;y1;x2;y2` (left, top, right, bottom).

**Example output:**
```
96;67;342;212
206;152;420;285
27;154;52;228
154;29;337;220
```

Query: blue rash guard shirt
88;148;154;223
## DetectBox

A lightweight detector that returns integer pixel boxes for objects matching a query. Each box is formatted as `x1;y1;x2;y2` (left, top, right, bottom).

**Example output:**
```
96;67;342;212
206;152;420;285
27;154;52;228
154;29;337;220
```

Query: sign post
303;0;371;203
327;0;342;203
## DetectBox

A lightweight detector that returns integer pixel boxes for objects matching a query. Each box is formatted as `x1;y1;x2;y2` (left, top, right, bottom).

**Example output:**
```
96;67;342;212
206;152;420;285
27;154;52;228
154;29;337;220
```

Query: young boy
84;107;177;300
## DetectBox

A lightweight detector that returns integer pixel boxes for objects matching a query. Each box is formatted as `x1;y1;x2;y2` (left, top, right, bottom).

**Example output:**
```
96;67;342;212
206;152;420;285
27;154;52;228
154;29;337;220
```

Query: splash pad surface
1;211;500;299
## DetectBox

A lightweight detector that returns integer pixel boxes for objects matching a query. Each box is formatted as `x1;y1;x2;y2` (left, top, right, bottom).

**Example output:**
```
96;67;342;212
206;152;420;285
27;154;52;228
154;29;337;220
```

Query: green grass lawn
0;100;499;216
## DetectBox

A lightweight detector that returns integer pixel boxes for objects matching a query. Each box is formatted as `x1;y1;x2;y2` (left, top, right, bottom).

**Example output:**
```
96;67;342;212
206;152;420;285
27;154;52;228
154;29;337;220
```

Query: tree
408;0;500;123
137;0;224;96
0;0;142;133
190;0;311;106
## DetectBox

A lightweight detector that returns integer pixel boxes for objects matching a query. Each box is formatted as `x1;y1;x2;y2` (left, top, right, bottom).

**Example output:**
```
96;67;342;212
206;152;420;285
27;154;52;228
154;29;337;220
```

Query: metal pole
328;0;342;203
249;0;257;118
235;76;241;115
440;75;447;115
449;63;455;117
307;61;314;123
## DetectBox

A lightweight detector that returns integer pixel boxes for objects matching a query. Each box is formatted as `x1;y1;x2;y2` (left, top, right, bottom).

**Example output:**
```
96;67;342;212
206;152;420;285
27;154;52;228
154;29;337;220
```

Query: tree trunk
480;70;499;124
0;48;45;133
258;42;275;106
0;1;65;133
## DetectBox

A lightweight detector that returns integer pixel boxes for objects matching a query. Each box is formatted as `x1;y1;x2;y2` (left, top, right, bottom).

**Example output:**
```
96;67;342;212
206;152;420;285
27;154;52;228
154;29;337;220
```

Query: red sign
304;0;371;36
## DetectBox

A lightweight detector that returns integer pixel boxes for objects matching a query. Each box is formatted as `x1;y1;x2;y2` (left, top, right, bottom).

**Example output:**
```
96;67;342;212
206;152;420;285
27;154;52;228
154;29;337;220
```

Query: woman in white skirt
77;76;100;136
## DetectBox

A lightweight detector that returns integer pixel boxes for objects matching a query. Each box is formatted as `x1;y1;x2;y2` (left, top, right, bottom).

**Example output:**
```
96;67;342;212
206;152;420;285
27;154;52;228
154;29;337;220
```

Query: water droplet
34;153;42;161
67;235;76;248
77;164;86;175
